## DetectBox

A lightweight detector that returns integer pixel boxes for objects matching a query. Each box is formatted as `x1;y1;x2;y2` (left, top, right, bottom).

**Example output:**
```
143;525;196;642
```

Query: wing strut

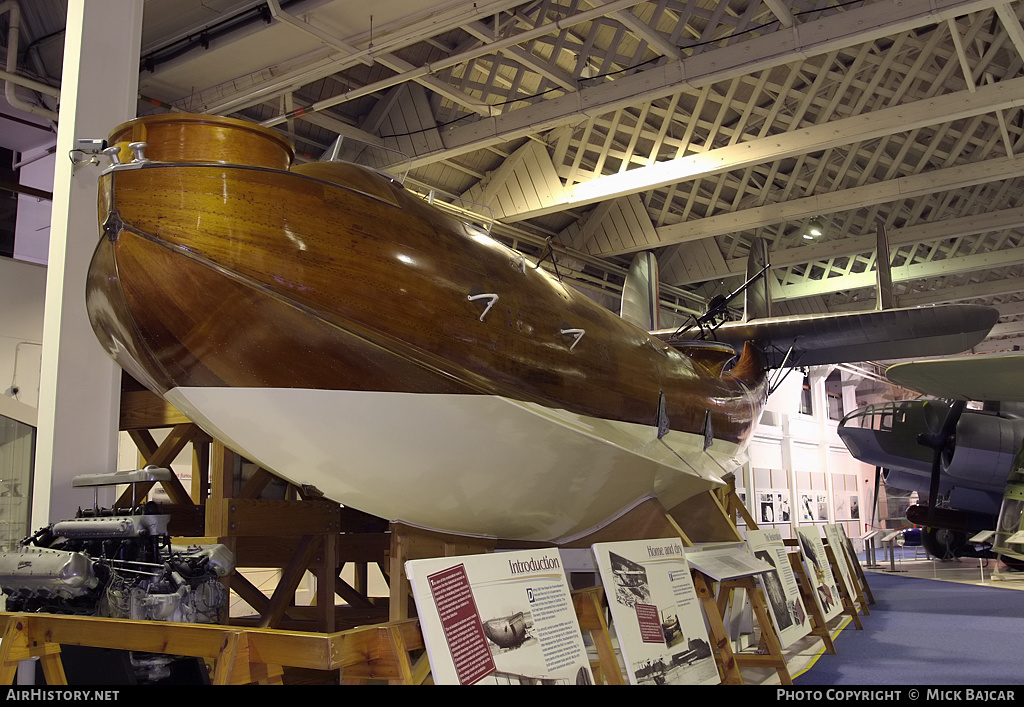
766;344;797;395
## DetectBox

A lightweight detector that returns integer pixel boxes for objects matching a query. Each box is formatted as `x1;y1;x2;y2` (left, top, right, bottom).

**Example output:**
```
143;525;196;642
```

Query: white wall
742;369;875;548
0;257;46;410
14;146;55;265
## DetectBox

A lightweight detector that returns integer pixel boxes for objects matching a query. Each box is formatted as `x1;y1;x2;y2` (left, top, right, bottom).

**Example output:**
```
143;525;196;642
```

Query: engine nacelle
944;414;1024;491
881;468;943;498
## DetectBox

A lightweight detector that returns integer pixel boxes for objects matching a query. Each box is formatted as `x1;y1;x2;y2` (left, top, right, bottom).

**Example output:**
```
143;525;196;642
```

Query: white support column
780;412;796;533
808;367;835;524
32;0;143;526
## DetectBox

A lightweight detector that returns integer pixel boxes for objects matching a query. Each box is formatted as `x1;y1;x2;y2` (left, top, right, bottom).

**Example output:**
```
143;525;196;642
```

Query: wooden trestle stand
4;379;866;685
0;613;424;685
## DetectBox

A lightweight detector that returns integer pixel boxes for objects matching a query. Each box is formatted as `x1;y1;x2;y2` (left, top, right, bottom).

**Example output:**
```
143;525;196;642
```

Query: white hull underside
165;388;743;542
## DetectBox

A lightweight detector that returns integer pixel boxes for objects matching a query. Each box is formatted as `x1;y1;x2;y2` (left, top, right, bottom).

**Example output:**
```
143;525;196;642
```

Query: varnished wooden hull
87;115;767;541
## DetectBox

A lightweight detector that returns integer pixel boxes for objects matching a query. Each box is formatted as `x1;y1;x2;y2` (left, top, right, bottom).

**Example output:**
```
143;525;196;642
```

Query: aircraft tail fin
875;220;895;310
620;252;661;330
744;237;772;322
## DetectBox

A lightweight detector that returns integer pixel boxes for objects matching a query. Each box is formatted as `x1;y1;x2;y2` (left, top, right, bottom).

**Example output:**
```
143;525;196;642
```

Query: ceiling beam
462;21;578;91
259;0;649;127
995;2;1024;63
402;0;1008;168
774;246;1024;301
973;336;1024;353
673;205;1024;285
200;0;532;115
901;276;1024;306
989;320;1024;337
994;300;1024;316
610;7;684;61
653;153;1024;278
508;73;1024;225
762;0;796;28
825;269;1024;310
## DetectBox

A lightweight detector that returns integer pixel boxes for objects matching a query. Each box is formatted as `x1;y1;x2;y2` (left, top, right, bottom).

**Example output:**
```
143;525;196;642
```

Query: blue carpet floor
794;572;1024;685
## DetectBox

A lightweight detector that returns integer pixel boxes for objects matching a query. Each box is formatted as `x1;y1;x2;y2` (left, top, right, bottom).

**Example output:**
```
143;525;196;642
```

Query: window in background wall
799;374;813;415
825;369;845;421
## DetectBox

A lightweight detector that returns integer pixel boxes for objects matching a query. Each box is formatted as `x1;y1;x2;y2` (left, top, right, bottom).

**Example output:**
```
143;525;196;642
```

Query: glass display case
0;413;33;551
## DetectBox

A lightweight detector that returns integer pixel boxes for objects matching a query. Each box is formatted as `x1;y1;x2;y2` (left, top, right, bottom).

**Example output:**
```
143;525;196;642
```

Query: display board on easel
405;549;594;685
745;528;812;649
591;538;720;686
795;526;843;622
823;523;858;601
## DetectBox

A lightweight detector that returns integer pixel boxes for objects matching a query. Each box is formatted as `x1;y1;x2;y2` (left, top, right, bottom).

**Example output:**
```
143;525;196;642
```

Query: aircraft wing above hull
655;305;997;368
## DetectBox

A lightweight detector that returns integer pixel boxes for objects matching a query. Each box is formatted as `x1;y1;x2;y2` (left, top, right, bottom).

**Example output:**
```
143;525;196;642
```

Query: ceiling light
807;217;825;237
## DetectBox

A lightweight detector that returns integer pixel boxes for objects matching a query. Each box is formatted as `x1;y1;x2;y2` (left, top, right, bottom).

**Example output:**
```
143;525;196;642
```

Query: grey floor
744;548;1024;685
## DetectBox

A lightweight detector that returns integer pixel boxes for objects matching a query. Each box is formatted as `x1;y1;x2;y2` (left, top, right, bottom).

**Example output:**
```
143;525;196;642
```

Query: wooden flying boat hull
86;114;765;542
87;114;1000;542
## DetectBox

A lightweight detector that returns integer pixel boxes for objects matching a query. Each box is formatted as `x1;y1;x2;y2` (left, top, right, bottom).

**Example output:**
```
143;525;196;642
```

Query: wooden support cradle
0;613;424;685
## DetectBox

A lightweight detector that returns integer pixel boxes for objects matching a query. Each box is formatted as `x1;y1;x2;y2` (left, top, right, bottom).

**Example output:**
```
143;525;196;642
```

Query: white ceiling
5;0;1024;353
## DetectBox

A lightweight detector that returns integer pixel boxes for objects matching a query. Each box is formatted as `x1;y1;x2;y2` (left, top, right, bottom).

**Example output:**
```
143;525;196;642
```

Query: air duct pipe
1;0;59;122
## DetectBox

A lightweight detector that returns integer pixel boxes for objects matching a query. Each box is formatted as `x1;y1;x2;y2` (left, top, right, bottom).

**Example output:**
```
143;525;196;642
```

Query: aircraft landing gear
921;527;967;561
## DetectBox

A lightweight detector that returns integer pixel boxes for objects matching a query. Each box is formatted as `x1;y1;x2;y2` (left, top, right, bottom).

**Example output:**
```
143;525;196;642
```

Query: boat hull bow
87;114;767;541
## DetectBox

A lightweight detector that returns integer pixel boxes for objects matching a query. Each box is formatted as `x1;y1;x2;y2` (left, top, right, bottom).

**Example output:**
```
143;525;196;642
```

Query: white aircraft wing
885;353;1024;402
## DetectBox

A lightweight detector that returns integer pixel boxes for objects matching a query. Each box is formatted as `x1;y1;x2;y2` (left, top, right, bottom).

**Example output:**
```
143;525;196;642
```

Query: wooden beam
220;499;340;536
206;441;236;537
119;389;191;429
775;245;1024;301
0;612;424;683
117;424;197;507
562;77;1024;241
258;534;320;629
408;0;1010;169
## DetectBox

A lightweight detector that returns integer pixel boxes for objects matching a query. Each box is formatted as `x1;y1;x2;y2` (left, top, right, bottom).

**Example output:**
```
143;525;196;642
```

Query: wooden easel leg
693;572;742;685
572;586;624;685
853;559;876;605
788;552;836;654
746;579;792;685
410;653;433;685
38;654;68;686
717;578;791;684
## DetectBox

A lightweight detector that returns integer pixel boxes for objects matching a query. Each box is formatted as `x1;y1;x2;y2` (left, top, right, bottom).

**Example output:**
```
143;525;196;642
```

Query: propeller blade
926;446;943;525
872;466;881;529
917;400;967;524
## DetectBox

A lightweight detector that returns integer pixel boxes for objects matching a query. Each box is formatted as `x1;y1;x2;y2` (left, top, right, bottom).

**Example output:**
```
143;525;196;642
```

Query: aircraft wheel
1000;556;1024;572
921;527;966;560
